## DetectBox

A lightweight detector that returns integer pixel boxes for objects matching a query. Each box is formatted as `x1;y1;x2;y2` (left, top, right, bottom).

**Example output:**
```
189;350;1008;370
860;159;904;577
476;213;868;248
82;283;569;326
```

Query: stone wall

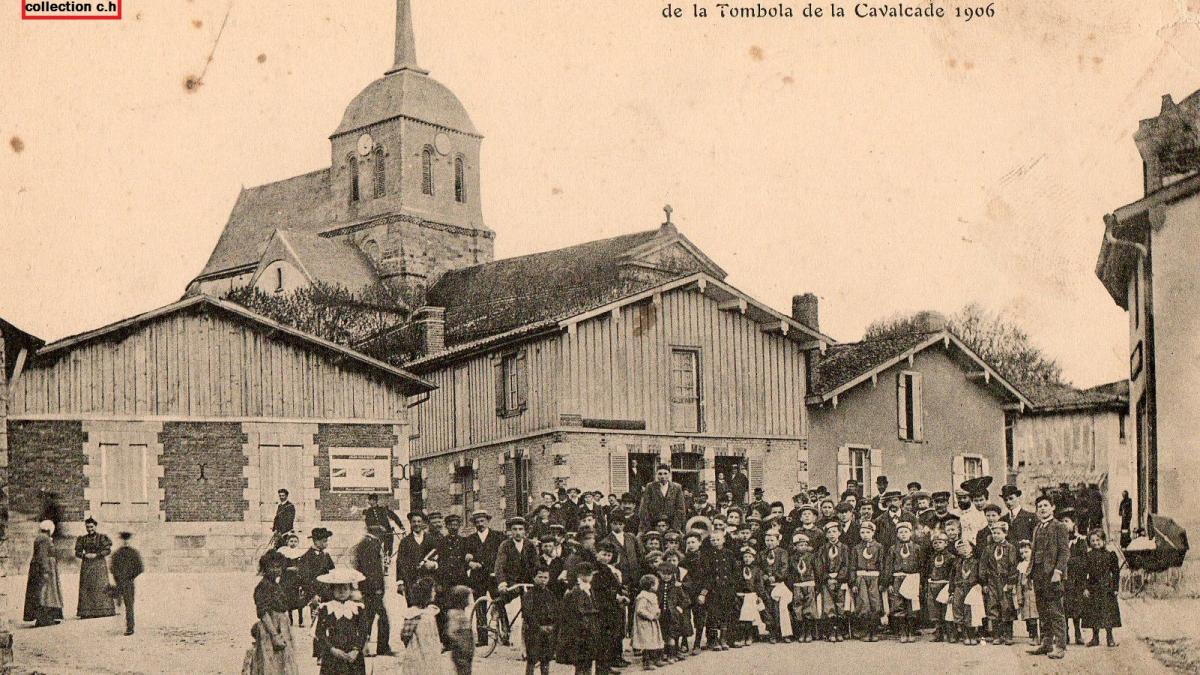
8;420;88;519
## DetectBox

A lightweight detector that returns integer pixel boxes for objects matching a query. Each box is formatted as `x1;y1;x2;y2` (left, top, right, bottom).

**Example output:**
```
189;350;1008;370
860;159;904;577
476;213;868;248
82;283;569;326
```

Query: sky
2;1;1199;388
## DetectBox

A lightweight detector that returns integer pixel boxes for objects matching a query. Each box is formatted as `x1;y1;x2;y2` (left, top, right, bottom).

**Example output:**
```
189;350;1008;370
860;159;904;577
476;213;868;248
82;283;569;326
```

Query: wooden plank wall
11;310;409;420
563;287;806;436
411;338;560;459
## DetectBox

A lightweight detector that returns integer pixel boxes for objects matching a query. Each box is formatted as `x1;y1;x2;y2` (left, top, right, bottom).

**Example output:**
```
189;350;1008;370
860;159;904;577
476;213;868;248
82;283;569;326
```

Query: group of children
508;486;1124;673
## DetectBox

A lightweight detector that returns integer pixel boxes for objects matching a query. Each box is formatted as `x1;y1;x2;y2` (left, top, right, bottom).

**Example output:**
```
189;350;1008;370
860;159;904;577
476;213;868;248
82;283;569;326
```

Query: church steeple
387;0;429;76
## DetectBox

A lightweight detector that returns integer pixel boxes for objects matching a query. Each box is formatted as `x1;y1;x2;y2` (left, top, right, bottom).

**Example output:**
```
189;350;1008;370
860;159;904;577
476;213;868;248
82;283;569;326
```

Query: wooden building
359;222;833;519
5;296;432;569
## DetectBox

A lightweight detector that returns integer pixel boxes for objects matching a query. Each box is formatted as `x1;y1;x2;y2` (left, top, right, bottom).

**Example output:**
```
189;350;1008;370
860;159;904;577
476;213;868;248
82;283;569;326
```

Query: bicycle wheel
481;602;504;657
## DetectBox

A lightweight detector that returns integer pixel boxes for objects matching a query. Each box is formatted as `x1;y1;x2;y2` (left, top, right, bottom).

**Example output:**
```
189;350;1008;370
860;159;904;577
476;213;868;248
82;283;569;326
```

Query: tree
223;281;408;346
863;303;1065;387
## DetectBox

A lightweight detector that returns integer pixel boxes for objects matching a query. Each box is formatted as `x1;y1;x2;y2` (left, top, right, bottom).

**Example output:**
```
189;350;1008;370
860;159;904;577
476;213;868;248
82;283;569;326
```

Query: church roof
195;169;334;281
427;229;667;345
267;230;379;293
333;70;479;137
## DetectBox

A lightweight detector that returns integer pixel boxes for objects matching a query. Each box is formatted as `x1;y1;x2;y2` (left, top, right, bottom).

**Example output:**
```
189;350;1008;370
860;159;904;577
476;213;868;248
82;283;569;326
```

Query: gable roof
807;330;1034;410
194;169;335;282
1025;380;1129;413
258;230;380;294
38;296;433;395
0;317;44;382
423;225;724;347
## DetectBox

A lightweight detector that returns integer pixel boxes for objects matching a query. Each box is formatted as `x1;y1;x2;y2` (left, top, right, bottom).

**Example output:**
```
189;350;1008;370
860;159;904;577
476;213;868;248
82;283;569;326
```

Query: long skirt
854;575;882;617
23;562;63;625
1082;591;1121;629
1018;585;1038;620
243;611;300;675
77;556;116;618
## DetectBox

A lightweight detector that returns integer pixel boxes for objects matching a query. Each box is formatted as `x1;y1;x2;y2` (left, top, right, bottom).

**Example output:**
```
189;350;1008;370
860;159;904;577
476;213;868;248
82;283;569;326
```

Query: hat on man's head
118;531;134;541
567;487;582;496
990;520;1010;533
753;487;764;496
835;501;854;514
913;491;930;501
798;504;818;517
470;509;491;522
426;511;444;521
876;476;889;485
739;546;758;558
859;520;877;533
640;531;663;543
940;513;961;524
896;521;913;533
310;527;334;541
792;532;811;545
548;524;566;534
983;503;1003;515
1001;485;1022;499
907;481;922;491
793;492;807;502
1057;507;1077;521
823;520;841;533
815;486;830;496
541;491;556;500
507;516;527;529
954;488;969;498
931;491;951;502
882;491;903;502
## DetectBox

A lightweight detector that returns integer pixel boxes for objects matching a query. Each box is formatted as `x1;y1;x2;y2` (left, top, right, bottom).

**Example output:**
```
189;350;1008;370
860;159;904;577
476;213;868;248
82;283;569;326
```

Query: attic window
275;266;284;292
349;155;360;202
454;157;466;203
422;147;435;196
373;146;386;198
896;371;923;442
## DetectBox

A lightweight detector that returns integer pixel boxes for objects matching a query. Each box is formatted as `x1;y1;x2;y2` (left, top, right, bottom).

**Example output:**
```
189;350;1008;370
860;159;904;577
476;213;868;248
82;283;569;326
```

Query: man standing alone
1028;495;1071;660
110;532;143;636
272;489;296;547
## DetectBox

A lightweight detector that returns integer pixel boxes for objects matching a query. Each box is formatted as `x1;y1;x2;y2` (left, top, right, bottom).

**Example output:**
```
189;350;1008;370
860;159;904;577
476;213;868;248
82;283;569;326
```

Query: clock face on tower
357;133;374;157
434;132;451;156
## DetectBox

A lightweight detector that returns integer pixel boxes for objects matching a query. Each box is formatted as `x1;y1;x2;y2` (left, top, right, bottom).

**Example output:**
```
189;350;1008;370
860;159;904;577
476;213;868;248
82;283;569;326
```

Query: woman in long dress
23;520;63;627
75;517;117;618
243;551;300;675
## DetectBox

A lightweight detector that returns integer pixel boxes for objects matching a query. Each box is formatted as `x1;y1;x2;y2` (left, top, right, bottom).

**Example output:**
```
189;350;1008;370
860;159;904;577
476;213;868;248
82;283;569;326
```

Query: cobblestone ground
3;572;1176;674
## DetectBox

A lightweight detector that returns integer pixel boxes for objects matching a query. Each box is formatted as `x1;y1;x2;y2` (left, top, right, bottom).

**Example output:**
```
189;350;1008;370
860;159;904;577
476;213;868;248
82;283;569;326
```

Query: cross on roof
663;204;673;225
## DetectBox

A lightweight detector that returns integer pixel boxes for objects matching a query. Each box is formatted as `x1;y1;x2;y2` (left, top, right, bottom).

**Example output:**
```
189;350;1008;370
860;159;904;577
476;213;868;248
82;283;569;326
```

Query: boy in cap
789;531;819;642
657;561;691;663
732;546;764;647
593;540;629;672
110;531;143;636
1061;509;1088;646
836;501;861;549
951;538;982;645
979;521;1018;645
925;529;956;642
793;503;825;551
976;503;1005;556
885;520;924;643
298;528;336;618
523;565;559;675
701;527;738;650
816;519;851;642
851;519;884;641
760;529;790;642
923;492;950;531
556;561;600;673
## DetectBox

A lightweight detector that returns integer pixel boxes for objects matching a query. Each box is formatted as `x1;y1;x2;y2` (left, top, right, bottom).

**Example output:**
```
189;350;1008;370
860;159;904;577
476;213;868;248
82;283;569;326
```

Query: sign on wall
329;447;393;493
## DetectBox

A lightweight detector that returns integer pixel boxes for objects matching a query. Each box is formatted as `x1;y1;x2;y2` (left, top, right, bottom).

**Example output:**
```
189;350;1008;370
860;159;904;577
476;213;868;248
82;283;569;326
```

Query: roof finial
388;0;429;76
663;204;673;224
660;204;677;234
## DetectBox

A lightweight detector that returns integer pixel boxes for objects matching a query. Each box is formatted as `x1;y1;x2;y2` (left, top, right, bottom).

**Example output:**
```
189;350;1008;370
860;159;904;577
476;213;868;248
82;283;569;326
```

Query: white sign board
329;448;393;493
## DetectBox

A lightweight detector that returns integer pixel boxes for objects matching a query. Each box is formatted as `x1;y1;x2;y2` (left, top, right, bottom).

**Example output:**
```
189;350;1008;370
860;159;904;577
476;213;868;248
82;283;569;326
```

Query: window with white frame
670;348;702;433
849;447;870;487
963;456;984;481
896;371;923;441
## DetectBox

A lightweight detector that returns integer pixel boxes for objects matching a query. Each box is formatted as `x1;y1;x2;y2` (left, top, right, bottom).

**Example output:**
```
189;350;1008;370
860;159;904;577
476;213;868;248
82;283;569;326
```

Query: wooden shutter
910;372;924;441
610;453;630;495
516;349;529;410
836;445;850;494
494;357;505;416
951;455;966;494
896;373;909;440
748;456;764;492
869;447;883;488
979;457;990;480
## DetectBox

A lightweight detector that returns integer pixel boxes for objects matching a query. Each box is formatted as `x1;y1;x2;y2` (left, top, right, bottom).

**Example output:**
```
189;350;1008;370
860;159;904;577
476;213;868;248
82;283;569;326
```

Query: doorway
714;456;745;503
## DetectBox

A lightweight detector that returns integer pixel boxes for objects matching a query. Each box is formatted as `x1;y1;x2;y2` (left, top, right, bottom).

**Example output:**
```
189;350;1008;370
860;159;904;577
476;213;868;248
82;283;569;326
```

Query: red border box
22;0;122;20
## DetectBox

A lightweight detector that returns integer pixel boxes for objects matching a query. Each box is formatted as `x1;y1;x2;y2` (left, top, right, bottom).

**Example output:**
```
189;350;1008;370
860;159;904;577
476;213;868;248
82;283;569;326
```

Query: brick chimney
792;293;819;331
913;310;948;333
414;306;446;355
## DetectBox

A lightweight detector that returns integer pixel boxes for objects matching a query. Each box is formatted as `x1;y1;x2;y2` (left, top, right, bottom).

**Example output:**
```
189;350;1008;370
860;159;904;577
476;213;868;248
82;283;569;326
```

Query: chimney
414;306;445;355
792;293;819;331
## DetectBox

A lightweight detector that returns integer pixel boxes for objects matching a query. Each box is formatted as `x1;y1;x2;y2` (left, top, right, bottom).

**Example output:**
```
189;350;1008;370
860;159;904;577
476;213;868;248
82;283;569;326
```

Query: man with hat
816;518;851;641
1001;485;1036;545
951;488;972;516
526;504;553;542
870;476;891;515
836;500;861;549
353;514;395;656
363;493;406;561
437;514;468;592
462;509;502;645
872;490;918;550
731;462;751;506
749;488;769;517
579;490;608;537
693;490;717;519
396;511;440;599
638;463;688;533
923;492;950;531
906;481;922;499
298;527;336;611
494;516;538;641
959;477;993;547
551;488;580;533
1028;494;1071;659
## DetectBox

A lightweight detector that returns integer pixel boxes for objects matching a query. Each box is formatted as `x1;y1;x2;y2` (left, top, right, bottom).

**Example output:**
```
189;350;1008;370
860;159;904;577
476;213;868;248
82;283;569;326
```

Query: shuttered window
670;348;701;433
100;443;149;506
495;350;527;418
897;371;923;441
609;453;630;496
748;456;764;492
373;146;386;198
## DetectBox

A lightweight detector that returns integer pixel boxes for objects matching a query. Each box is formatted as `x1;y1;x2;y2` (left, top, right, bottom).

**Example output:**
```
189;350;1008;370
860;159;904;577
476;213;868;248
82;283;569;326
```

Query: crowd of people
241;467;1125;674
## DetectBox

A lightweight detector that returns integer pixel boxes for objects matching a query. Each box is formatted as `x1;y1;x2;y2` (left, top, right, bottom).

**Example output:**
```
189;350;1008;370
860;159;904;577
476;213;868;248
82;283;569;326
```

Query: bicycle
471;583;532;658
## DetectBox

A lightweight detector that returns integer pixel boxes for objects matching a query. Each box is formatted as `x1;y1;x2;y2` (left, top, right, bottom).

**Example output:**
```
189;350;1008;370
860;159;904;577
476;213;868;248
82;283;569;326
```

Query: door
259;444;306;523
99;442;150;523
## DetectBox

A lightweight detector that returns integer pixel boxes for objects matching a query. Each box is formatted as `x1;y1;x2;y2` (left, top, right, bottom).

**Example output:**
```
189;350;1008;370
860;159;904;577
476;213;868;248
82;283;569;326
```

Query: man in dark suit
872;491;918;550
731;464;750;505
1028;494;1071;660
494;516;538;640
600;511;643;589
271;489;295;547
395;511;440;597
638;464;688;532
364;493;406;560
352;518;394;656
462;509;502;645
1001;485;1036;545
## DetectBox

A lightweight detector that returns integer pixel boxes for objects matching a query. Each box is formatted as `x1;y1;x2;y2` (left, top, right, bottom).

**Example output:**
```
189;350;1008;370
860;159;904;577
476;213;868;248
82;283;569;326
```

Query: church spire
387;0;429;76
